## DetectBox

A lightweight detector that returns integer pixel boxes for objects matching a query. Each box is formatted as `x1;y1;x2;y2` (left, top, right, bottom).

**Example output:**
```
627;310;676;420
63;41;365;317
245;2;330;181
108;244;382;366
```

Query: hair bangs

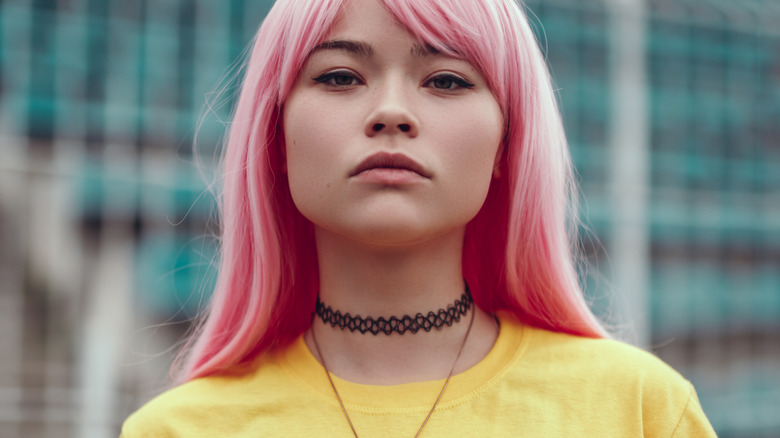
274;0;350;102
382;0;518;110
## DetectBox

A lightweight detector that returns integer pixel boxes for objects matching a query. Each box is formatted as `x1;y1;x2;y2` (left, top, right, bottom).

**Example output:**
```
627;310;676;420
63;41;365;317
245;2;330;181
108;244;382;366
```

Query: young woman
122;0;716;436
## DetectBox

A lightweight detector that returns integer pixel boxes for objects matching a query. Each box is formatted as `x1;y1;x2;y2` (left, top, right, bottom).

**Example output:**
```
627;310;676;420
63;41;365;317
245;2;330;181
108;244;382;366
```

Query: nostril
373;123;385;132
398;124;411;132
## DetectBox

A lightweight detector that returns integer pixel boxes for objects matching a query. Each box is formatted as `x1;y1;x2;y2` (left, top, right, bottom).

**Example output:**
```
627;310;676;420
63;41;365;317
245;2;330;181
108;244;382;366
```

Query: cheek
443;104;503;220
284;98;352;172
285;98;327;173
283;101;322;213
443;104;503;185
283;96;350;220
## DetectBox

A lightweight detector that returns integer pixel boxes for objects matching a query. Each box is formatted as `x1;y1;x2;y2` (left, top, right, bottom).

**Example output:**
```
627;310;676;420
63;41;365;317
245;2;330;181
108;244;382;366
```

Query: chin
355;228;439;248
322;216;470;250
301;199;480;249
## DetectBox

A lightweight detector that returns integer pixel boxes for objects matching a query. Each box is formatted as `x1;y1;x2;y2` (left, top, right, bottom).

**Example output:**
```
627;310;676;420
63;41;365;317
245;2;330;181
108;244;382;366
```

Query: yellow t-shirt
122;314;716;437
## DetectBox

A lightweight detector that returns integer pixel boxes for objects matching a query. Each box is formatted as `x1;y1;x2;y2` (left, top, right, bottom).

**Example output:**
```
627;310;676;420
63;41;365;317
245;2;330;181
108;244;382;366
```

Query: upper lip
350;152;430;178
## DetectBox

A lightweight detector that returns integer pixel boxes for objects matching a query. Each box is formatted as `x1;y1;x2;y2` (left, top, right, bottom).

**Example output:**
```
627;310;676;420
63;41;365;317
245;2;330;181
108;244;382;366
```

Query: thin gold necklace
310;305;476;438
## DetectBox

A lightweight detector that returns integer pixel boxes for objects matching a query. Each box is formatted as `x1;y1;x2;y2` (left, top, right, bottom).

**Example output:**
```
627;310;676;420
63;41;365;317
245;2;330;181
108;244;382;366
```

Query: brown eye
432;77;455;89
424;73;474;91
313;71;363;87
333;74;357;86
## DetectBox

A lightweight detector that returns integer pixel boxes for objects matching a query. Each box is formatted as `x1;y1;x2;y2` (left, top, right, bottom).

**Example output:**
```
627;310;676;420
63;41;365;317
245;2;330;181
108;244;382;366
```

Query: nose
364;82;419;138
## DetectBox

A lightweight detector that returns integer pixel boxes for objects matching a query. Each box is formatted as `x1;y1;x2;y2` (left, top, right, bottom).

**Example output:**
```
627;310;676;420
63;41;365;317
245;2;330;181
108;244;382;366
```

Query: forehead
327;0;406;40
310;0;455;61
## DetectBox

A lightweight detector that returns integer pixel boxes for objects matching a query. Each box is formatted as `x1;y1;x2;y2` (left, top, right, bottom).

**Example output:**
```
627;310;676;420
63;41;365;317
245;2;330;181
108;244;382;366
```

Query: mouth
350;152;430;178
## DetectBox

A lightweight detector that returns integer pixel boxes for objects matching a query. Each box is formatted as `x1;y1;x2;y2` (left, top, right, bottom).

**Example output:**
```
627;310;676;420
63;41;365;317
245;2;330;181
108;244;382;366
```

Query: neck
305;227;498;385
316;228;467;315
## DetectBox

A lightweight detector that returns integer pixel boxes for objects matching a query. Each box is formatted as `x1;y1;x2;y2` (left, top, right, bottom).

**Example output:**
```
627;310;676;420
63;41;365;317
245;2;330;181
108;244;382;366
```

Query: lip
350;152;430;179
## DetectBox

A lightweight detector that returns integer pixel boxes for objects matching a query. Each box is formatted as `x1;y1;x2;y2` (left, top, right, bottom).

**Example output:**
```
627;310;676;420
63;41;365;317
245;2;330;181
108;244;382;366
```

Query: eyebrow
309;39;443;59
310;40;374;58
410;43;441;58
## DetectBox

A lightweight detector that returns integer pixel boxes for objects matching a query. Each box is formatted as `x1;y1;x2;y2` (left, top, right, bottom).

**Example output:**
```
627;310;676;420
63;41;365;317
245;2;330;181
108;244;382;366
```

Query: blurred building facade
0;0;777;436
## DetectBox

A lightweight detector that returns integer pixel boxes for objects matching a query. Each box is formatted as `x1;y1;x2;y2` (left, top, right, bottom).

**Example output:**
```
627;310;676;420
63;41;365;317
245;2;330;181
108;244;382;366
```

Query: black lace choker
314;287;473;335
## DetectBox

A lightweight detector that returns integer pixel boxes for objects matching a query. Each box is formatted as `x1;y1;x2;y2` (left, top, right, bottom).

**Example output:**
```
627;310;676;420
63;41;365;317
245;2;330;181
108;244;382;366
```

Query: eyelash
313;70;364;87
312;71;475;91
423;73;475;91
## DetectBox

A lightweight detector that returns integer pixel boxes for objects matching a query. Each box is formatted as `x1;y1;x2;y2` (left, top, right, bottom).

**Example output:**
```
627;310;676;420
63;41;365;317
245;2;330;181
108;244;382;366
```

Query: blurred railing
1;0;778;436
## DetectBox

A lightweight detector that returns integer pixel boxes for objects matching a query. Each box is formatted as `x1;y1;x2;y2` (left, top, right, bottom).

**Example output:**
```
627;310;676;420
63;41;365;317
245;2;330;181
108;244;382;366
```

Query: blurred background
0;0;778;436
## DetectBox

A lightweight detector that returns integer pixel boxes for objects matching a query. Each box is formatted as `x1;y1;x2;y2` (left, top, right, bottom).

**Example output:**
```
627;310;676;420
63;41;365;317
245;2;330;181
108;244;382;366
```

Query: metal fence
1;0;778;436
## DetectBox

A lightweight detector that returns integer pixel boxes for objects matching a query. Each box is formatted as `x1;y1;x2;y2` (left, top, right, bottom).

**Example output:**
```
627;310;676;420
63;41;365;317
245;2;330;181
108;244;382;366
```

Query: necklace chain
310;302;476;438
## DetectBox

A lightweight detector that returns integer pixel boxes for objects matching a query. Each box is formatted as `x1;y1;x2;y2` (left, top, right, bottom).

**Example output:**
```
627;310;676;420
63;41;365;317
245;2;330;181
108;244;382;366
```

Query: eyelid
312;69;365;86
424;72;475;90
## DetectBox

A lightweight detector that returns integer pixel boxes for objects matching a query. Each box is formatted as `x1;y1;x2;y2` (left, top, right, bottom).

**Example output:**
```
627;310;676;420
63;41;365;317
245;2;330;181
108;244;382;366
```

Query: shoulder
121;353;292;437
499;317;715;435
516;321;687;390
121;374;245;437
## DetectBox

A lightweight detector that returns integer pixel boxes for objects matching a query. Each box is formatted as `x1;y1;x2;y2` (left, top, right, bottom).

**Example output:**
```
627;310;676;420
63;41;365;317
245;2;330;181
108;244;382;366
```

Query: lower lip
352;168;427;185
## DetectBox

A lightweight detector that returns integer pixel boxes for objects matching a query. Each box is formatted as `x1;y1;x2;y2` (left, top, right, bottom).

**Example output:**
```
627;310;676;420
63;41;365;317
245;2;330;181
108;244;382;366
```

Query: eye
424;73;475;91
313;70;363;87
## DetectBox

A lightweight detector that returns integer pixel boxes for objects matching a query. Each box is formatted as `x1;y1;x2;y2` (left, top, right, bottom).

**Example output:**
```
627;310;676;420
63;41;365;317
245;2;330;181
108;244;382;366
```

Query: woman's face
283;0;503;247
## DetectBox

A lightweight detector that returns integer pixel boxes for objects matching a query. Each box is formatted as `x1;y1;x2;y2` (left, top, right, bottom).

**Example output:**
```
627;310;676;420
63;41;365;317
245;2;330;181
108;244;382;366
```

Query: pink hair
178;0;608;383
